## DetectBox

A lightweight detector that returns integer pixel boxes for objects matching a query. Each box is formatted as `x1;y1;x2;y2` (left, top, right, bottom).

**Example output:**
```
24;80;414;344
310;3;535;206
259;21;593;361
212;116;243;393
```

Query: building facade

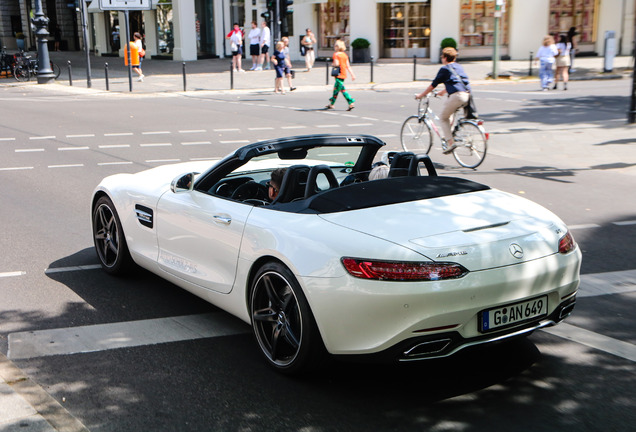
2;0;632;64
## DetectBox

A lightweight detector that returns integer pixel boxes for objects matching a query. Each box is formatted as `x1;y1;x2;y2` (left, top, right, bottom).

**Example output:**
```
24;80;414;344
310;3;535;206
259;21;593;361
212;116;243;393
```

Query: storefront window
195;0;216;57
549;0;596;45
156;0;173;57
460;0;509;47
382;2;430;58
318;0;349;50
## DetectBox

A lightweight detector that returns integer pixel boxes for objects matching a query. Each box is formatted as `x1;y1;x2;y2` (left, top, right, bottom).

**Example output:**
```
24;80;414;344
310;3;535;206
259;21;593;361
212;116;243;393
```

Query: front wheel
13;65;30;82
250;262;326;374
400;115;433;155
452;121;488;169
50;62;61;79
92;195;134;275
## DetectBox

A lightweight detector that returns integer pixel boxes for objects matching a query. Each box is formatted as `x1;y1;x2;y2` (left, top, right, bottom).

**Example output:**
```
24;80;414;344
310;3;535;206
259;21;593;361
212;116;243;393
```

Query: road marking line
542;323;636;363
99;144;131;149
577;269;636;298
374;134;397;138
569;224;601;230
104;132;133;137
0;271;25;278
383;120;402;124
98;161;134;166
362;117;378;121
66;134;95;138
341;114;358;118
0;137;17;141
214;128;240;132
219;140;249;144
347;123;373;127
58;146;90;151
316;124;340;128
47;164;84;168
140;143;172;147
29;136;55;140
0;167;34;171
45;265;102;274
7;313;249;360
190;157;221;161
15;148;45;153
614;220;636;226
142;131;171;135
181;141;212;146
178;129;206;134
281;125;306;129
248;127;275;131
146;159;180;163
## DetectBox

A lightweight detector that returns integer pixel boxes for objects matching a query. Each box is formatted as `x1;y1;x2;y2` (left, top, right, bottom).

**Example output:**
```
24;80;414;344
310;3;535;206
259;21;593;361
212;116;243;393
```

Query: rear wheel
13;65;29;82
400;115;433;155
92;195;134;275
50;62;61;79
452;121;487;169
250;262;326;374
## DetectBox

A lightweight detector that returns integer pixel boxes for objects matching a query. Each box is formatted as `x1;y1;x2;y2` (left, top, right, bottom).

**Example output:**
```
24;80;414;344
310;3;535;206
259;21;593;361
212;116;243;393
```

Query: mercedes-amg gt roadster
92;134;581;374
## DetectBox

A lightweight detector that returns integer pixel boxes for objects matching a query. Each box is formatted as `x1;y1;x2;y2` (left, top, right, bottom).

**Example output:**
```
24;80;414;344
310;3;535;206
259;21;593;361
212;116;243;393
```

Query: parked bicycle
1;47;16;77
400;92;488;169
13;51;61;82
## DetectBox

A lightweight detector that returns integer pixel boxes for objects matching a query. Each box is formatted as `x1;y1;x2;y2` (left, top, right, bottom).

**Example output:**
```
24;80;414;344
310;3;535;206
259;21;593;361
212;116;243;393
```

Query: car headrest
273;165;310;204
304;165;339;198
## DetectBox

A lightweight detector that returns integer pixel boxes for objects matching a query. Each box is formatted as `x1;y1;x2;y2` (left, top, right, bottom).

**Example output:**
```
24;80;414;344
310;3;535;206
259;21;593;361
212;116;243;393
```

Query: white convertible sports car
92;134;581;374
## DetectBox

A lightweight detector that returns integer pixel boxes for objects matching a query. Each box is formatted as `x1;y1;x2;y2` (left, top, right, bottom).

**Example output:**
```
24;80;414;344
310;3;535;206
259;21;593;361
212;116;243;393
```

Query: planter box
352;47;371;63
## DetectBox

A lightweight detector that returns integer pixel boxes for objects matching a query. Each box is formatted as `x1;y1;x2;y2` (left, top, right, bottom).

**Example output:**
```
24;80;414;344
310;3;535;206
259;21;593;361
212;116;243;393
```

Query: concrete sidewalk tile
0;414;56;432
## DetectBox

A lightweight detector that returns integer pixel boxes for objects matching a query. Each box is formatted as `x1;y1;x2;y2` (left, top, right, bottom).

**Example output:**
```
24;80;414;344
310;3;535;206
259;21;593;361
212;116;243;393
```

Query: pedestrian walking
554;34;571;90
247;21;261;70
415;46;471;153
325;40;356;110
258;21;271;70
535;35;558;91
133;32;145;80
124;35;144;81
271;41;287;94
227;23;245;72
301;28;316;71
567;26;578;72
282;37;296;91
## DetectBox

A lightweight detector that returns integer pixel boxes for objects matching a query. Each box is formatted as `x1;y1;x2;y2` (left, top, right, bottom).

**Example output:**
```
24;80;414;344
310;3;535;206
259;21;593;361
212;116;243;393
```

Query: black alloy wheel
92;196;133;274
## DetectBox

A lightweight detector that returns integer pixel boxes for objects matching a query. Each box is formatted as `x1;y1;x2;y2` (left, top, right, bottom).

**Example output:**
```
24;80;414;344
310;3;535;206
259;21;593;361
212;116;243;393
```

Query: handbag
464;94;479;119
331;66;340;77
300;45;306;56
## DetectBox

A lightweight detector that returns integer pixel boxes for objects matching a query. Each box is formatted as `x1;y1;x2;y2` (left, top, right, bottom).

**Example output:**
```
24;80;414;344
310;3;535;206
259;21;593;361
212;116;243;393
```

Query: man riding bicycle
415;47;471;154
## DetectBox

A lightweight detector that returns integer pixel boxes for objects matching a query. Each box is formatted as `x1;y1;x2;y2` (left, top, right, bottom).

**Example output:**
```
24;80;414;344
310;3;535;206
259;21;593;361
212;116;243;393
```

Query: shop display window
460;0;509;47
549;0;596;44
382;2;430;58
318;0;350;49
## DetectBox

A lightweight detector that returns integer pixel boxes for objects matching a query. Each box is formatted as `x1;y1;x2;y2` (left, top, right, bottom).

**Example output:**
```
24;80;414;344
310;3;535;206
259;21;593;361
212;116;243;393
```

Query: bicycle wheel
13;65;30;82
452;121;487;169
50;62;61;79
400;115;433;155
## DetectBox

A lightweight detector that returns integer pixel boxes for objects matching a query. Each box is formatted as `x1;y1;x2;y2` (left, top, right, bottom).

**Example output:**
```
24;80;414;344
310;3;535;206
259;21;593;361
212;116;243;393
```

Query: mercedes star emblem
509;243;524;259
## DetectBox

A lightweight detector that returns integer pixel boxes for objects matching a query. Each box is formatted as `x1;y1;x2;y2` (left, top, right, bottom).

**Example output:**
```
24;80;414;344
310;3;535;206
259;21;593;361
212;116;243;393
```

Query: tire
452;121;488;169
92;195;134;275
50;62;61;79
13;65;30;82
400;115;432;155
250;262;326;374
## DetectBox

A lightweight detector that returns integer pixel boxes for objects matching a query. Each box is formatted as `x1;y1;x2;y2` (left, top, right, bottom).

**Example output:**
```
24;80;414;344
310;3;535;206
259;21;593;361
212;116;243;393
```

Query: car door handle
213;215;232;225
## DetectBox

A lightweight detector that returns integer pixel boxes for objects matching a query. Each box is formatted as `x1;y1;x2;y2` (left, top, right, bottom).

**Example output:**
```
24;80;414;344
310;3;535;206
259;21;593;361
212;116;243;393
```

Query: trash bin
604;30;616;72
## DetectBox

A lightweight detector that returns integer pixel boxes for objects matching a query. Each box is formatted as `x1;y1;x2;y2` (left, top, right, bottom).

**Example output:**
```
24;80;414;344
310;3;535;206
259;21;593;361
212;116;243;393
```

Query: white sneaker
250;65;256;70
255;66;262;71
137;75;144;82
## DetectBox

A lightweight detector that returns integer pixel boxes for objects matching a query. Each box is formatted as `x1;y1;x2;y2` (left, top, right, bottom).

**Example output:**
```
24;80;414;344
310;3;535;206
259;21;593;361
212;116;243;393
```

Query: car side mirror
171;172;196;193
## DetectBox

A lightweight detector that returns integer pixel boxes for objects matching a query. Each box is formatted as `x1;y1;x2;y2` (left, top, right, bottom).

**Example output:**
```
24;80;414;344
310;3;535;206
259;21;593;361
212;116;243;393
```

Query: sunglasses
266;182;278;193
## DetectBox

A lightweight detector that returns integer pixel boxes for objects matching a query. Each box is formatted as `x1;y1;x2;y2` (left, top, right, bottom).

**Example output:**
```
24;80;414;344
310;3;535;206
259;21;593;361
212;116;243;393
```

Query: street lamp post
32;0;55;84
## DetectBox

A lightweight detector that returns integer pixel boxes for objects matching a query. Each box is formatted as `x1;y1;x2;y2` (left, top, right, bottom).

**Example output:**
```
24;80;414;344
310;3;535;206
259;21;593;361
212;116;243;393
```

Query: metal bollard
105;63;109;91
230;61;234;90
370;56;374;83
529;51;533;76
325;58;329;85
413;55;417;81
182;62;186;91
67;60;72;86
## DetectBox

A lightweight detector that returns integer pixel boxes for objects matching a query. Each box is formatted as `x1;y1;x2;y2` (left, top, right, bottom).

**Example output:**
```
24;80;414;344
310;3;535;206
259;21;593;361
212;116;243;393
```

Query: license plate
480;296;548;333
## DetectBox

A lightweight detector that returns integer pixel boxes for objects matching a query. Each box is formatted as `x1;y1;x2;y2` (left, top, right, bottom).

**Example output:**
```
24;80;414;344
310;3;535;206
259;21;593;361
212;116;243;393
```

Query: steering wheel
231;181;269;201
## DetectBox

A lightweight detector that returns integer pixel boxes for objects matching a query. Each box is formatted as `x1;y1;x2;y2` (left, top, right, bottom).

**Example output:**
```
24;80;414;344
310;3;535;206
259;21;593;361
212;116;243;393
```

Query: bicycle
400;92;488;169
13;51;61;82
1;47;16;77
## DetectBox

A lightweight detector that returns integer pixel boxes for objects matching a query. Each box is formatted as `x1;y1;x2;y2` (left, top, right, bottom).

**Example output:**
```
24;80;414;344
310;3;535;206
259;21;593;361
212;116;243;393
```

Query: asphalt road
0;79;635;431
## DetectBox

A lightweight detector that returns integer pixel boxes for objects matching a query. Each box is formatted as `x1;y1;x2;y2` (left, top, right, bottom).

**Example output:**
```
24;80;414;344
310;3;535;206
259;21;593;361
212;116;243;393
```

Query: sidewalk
0;50;632;94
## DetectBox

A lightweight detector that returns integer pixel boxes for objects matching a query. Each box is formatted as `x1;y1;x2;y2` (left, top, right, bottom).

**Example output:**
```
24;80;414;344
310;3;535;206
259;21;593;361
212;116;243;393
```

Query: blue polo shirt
431;63;471;95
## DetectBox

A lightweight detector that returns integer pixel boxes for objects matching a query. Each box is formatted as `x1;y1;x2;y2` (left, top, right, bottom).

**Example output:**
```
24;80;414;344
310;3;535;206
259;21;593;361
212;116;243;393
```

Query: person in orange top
124;36;144;81
326;40;356;111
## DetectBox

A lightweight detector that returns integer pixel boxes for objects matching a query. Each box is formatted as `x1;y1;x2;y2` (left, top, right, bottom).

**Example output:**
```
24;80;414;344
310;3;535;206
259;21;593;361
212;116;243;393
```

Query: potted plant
351;38;371;63
440;37;457;50
15;32;25;51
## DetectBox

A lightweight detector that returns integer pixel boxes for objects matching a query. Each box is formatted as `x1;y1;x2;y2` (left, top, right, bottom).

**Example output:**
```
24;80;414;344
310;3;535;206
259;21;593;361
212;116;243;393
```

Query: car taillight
558;231;576;254
341;258;468;281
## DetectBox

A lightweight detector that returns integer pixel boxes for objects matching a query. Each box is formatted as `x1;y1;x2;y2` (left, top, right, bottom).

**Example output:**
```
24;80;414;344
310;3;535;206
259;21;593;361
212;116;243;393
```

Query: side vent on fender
135;205;153;229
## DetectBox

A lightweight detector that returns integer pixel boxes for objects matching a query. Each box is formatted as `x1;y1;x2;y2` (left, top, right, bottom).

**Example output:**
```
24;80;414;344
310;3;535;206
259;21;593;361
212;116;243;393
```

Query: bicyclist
415;47;471;153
